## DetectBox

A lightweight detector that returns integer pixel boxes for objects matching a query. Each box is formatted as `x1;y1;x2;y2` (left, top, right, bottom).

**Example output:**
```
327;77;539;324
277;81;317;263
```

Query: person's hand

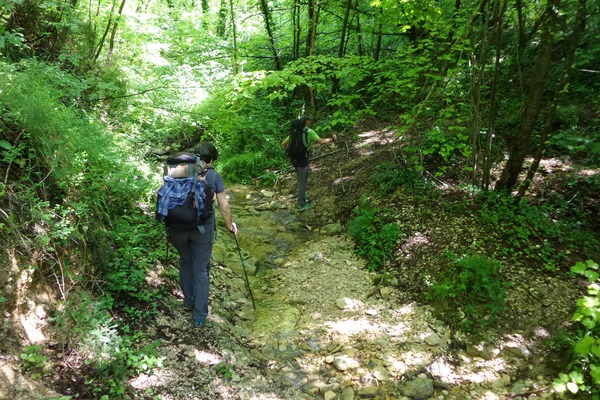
228;222;238;236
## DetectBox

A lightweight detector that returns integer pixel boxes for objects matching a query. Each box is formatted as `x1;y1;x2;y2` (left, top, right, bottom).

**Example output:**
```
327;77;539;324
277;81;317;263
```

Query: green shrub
370;162;426;195
554;260;600;397
476;192;598;270
20;345;48;376
428;253;509;331
347;197;403;271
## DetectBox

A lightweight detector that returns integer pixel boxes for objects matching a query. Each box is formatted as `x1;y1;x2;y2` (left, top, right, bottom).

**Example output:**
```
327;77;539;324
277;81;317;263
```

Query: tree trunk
106;0;127;63
338;0;352;58
292;0;300;59
516;0;587;199
482;0;508;190
305;0;317;56
259;0;281;70
229;0;239;74
467;0;492;185
374;21;382;61
217;0;228;38
495;0;560;192
355;0;363;56
93;0;117;62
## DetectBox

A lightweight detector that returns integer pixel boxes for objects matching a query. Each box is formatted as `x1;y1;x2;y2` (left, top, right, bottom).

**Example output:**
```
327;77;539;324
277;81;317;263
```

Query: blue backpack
155;152;214;229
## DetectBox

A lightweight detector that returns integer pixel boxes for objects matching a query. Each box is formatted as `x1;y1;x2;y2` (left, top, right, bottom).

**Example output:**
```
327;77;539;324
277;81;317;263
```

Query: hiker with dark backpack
156;141;237;329
281;116;336;211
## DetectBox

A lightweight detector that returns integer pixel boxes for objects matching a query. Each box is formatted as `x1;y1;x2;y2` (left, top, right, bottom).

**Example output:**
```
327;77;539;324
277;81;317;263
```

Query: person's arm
316;133;337;145
281;137;289;152
216;191;237;235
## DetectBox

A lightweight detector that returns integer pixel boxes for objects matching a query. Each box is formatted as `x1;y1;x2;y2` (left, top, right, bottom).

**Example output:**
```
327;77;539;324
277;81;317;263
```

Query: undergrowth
427;252;509;332
347;197;404;271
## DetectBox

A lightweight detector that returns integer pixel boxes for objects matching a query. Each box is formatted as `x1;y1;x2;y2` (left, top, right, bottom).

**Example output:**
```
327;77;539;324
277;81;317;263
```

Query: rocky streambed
131;185;565;400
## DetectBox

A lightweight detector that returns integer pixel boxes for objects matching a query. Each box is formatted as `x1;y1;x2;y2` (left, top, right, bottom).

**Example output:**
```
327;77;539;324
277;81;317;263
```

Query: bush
476;191;598;270
347;197;403;271
428;253;509;331
370;161;425;194
554;260;600;397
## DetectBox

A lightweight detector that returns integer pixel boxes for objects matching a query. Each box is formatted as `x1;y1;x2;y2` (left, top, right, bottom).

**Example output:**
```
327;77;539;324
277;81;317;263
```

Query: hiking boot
193;319;205;329
296;203;311;211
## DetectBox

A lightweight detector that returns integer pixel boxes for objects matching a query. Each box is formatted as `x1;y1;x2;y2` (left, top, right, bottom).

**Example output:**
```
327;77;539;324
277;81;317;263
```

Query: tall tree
107;0;127;62
339;0;353;58
516;0;588;199
229;0;239;74
305;0;317;56
259;0;281;69
495;0;561;192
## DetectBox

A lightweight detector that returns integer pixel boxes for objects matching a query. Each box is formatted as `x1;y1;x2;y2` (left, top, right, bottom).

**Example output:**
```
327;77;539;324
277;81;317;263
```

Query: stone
372;366;389;381
340;387;355;400
261;190;275;197
324;391;336;400
333;355;359;371
501;342;531;359
357;385;379;397
379;287;391;299
425;333;443;346
401;377;434;399
336;297;354;310
321;222;343;235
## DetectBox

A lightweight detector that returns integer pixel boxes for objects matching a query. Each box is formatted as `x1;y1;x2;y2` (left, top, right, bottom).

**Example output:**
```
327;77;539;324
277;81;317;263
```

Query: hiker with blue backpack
156;141;237;329
281;116;336;211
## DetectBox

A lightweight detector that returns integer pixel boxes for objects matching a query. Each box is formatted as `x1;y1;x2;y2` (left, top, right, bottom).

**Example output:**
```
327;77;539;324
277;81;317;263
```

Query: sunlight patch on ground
400;232;431;261
195;350;222;365
357;129;398;146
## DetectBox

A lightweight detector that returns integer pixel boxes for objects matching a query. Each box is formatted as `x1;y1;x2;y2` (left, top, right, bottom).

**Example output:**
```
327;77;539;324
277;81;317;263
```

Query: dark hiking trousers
291;157;309;206
168;221;215;321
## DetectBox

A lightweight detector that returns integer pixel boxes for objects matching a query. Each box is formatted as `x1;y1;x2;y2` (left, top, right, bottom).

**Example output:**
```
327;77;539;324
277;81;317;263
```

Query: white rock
333;355;359;371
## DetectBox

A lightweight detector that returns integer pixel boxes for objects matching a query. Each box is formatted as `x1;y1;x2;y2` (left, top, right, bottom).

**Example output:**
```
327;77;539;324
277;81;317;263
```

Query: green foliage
428;253;509;331
83;331;164;399
0;289;5;303
370;162;425;195
102;214;165;311
20;345;48;376
553;260;600;397
215;361;233;380
476;192;597;270
347;198;403;271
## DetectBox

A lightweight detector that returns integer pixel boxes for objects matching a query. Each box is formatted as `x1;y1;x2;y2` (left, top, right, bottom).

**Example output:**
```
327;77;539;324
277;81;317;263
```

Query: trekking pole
232;233;256;310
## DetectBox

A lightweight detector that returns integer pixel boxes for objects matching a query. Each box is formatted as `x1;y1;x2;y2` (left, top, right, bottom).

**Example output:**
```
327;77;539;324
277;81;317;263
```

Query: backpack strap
191;156;200;195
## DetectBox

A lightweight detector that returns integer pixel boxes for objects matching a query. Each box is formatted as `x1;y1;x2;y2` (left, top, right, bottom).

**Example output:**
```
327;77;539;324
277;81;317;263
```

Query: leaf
575;335;596;354
552;381;566;392
572;262;587;274
585;270;600;282
0;140;12;150
566;382;579;393
590;364;600;384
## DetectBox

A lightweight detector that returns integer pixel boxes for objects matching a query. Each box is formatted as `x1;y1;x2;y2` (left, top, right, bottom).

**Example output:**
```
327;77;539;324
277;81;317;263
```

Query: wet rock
372;366;389;381
340;386;355;400
356;385;379;397
324;391;337;400
321;382;341;393
400;377;434;399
